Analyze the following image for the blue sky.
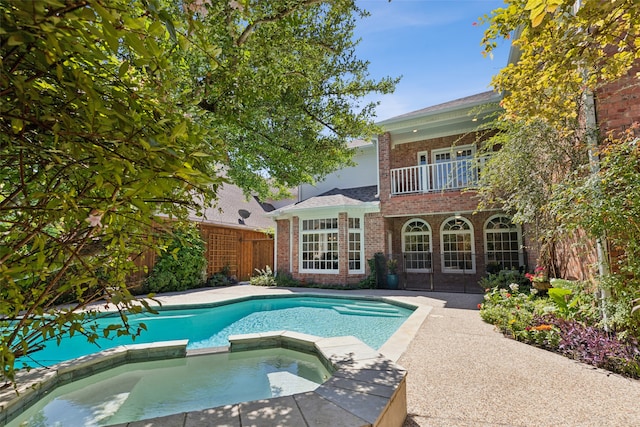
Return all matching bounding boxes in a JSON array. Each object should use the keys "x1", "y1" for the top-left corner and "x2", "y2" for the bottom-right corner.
[{"x1": 354, "y1": 0, "x2": 510, "y2": 121}]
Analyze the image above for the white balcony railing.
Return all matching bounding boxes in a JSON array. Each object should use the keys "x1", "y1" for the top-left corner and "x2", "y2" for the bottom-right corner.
[{"x1": 390, "y1": 157, "x2": 489, "y2": 195}]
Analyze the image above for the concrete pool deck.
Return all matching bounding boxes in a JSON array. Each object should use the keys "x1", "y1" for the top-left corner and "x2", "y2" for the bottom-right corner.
[{"x1": 4, "y1": 285, "x2": 640, "y2": 426}]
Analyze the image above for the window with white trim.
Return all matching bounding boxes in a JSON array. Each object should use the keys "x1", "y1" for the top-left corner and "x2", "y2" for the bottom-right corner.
[
  {"x1": 441, "y1": 217, "x2": 475, "y2": 273},
  {"x1": 301, "y1": 218, "x2": 339, "y2": 272},
  {"x1": 402, "y1": 219, "x2": 432, "y2": 272},
  {"x1": 484, "y1": 215, "x2": 523, "y2": 269},
  {"x1": 431, "y1": 145, "x2": 476, "y2": 190},
  {"x1": 348, "y1": 217, "x2": 364, "y2": 273}
]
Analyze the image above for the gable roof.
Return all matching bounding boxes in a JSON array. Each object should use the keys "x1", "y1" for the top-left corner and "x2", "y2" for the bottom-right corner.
[
  {"x1": 319, "y1": 186, "x2": 379, "y2": 202},
  {"x1": 268, "y1": 185, "x2": 379, "y2": 217},
  {"x1": 381, "y1": 91, "x2": 500, "y2": 122},
  {"x1": 189, "y1": 183, "x2": 275, "y2": 230},
  {"x1": 377, "y1": 90, "x2": 502, "y2": 145}
]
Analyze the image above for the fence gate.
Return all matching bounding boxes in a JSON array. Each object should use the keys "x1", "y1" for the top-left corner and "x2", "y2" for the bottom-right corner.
[{"x1": 251, "y1": 239, "x2": 275, "y2": 275}]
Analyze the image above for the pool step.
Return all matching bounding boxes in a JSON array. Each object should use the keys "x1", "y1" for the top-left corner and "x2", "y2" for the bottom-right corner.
[
  {"x1": 295, "y1": 298, "x2": 404, "y2": 317},
  {"x1": 351, "y1": 301, "x2": 403, "y2": 313},
  {"x1": 332, "y1": 306, "x2": 403, "y2": 318}
]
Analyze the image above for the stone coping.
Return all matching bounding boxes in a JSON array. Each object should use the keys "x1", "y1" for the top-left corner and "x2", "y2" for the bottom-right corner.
[
  {"x1": 1, "y1": 333, "x2": 407, "y2": 427},
  {"x1": 0, "y1": 340, "x2": 187, "y2": 426}
]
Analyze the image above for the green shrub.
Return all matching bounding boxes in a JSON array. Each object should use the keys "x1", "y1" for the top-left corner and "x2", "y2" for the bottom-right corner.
[
  {"x1": 479, "y1": 269, "x2": 531, "y2": 293},
  {"x1": 357, "y1": 256, "x2": 379, "y2": 289},
  {"x1": 206, "y1": 264, "x2": 236, "y2": 287},
  {"x1": 145, "y1": 225, "x2": 206, "y2": 293},
  {"x1": 250, "y1": 266, "x2": 276, "y2": 286},
  {"x1": 480, "y1": 286, "x2": 541, "y2": 337},
  {"x1": 601, "y1": 274, "x2": 640, "y2": 341},
  {"x1": 275, "y1": 270, "x2": 300, "y2": 287}
]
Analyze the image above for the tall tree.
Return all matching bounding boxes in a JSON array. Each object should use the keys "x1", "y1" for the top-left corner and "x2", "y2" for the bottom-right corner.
[
  {"x1": 478, "y1": 0, "x2": 639, "y2": 333},
  {"x1": 475, "y1": 118, "x2": 589, "y2": 274},
  {"x1": 481, "y1": 0, "x2": 639, "y2": 125},
  {"x1": 0, "y1": 0, "x2": 396, "y2": 382}
]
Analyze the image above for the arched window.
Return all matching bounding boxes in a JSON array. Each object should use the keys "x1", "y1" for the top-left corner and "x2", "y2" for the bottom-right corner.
[
  {"x1": 440, "y1": 217, "x2": 475, "y2": 273},
  {"x1": 484, "y1": 215, "x2": 523, "y2": 270},
  {"x1": 402, "y1": 219, "x2": 432, "y2": 272}
]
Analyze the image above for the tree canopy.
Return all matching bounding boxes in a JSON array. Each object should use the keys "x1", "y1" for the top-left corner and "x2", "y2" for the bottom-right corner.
[
  {"x1": 477, "y1": 0, "x2": 640, "y2": 335},
  {"x1": 0, "y1": 0, "x2": 396, "y2": 382},
  {"x1": 481, "y1": 0, "x2": 639, "y2": 125}
]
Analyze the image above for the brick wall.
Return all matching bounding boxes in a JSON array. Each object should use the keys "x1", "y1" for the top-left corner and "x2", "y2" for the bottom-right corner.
[
  {"x1": 389, "y1": 133, "x2": 481, "y2": 170},
  {"x1": 378, "y1": 132, "x2": 392, "y2": 204},
  {"x1": 553, "y1": 229, "x2": 598, "y2": 281},
  {"x1": 364, "y1": 212, "x2": 385, "y2": 261},
  {"x1": 551, "y1": 60, "x2": 639, "y2": 281},
  {"x1": 382, "y1": 190, "x2": 483, "y2": 217},
  {"x1": 383, "y1": 210, "x2": 532, "y2": 292},
  {"x1": 275, "y1": 219, "x2": 290, "y2": 273},
  {"x1": 280, "y1": 214, "x2": 370, "y2": 286},
  {"x1": 595, "y1": 59, "x2": 640, "y2": 136},
  {"x1": 380, "y1": 130, "x2": 494, "y2": 215}
]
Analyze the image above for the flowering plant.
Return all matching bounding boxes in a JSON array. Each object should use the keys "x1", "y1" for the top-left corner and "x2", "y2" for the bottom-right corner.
[
  {"x1": 387, "y1": 258, "x2": 398, "y2": 274},
  {"x1": 525, "y1": 266, "x2": 548, "y2": 283}
]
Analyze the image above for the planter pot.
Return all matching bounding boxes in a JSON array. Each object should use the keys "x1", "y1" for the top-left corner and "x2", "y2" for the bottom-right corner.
[
  {"x1": 533, "y1": 281, "x2": 552, "y2": 291},
  {"x1": 387, "y1": 274, "x2": 399, "y2": 289}
]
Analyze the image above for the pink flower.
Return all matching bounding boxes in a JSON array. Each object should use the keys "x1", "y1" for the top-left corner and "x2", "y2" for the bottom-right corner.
[{"x1": 85, "y1": 210, "x2": 103, "y2": 227}]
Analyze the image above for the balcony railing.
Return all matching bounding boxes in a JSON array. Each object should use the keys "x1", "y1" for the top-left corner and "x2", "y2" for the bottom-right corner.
[{"x1": 390, "y1": 157, "x2": 489, "y2": 196}]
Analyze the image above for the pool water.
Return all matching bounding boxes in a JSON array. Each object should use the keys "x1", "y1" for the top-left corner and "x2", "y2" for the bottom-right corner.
[
  {"x1": 19, "y1": 296, "x2": 414, "y2": 368},
  {"x1": 8, "y1": 348, "x2": 331, "y2": 427}
]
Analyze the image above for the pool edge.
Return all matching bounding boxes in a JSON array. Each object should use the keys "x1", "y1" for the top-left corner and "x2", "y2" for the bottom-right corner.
[{"x1": 1, "y1": 334, "x2": 408, "y2": 427}]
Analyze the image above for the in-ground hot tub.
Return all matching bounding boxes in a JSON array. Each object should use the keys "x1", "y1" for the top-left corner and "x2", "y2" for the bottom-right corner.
[
  {"x1": 3, "y1": 332, "x2": 409, "y2": 427},
  {"x1": 7, "y1": 346, "x2": 331, "y2": 427}
]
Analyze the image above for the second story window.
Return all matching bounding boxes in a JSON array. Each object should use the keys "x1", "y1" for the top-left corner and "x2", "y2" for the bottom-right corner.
[{"x1": 432, "y1": 145, "x2": 476, "y2": 190}]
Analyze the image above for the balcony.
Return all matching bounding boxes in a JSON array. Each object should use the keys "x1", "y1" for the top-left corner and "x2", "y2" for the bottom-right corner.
[{"x1": 389, "y1": 157, "x2": 489, "y2": 196}]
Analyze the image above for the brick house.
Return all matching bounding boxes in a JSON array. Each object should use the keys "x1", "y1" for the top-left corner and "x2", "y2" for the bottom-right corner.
[{"x1": 269, "y1": 92, "x2": 535, "y2": 292}]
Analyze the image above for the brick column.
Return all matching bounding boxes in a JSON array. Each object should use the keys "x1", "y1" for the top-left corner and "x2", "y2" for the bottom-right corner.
[{"x1": 378, "y1": 132, "x2": 392, "y2": 206}]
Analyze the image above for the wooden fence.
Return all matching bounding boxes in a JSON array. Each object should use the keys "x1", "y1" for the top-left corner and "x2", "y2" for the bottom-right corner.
[
  {"x1": 199, "y1": 224, "x2": 274, "y2": 281},
  {"x1": 128, "y1": 224, "x2": 274, "y2": 289}
]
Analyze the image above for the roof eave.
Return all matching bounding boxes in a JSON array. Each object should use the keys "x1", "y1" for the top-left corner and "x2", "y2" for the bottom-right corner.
[{"x1": 268, "y1": 201, "x2": 380, "y2": 219}]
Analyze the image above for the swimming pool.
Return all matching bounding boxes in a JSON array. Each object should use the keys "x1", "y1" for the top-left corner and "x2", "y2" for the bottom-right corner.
[
  {"x1": 19, "y1": 295, "x2": 415, "y2": 368},
  {"x1": 8, "y1": 347, "x2": 332, "y2": 427}
]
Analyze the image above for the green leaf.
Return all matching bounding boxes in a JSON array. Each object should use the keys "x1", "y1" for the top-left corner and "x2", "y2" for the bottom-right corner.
[
  {"x1": 11, "y1": 118, "x2": 24, "y2": 133},
  {"x1": 118, "y1": 61, "x2": 129, "y2": 78},
  {"x1": 7, "y1": 34, "x2": 24, "y2": 46}
]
